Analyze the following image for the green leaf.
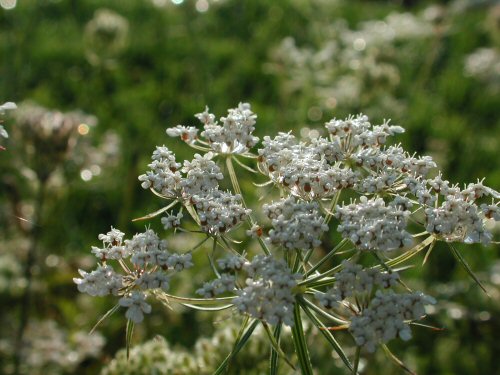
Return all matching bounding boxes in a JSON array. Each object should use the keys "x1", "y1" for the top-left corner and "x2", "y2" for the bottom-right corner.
[
  {"x1": 132, "y1": 199, "x2": 178, "y2": 222},
  {"x1": 156, "y1": 291, "x2": 234, "y2": 306},
  {"x1": 90, "y1": 303, "x2": 120, "y2": 334},
  {"x1": 385, "y1": 236, "x2": 435, "y2": 268},
  {"x1": 448, "y1": 243, "x2": 488, "y2": 295},
  {"x1": 213, "y1": 318, "x2": 259, "y2": 375},
  {"x1": 291, "y1": 303, "x2": 314, "y2": 375},
  {"x1": 180, "y1": 303, "x2": 234, "y2": 311},
  {"x1": 382, "y1": 344, "x2": 416, "y2": 375},
  {"x1": 233, "y1": 155, "x2": 258, "y2": 173},
  {"x1": 298, "y1": 297, "x2": 353, "y2": 371}
]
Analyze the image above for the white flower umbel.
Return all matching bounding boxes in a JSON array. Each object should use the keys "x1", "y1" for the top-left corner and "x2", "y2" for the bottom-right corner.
[
  {"x1": 135, "y1": 271, "x2": 170, "y2": 291},
  {"x1": 77, "y1": 103, "x2": 500, "y2": 371},
  {"x1": 196, "y1": 274, "x2": 236, "y2": 298},
  {"x1": 217, "y1": 254, "x2": 247, "y2": 272},
  {"x1": 161, "y1": 212, "x2": 183, "y2": 230},
  {"x1": 0, "y1": 125, "x2": 7, "y2": 139},
  {"x1": 119, "y1": 291, "x2": 152, "y2": 323},
  {"x1": 233, "y1": 255, "x2": 300, "y2": 326},
  {"x1": 73, "y1": 265, "x2": 123, "y2": 297},
  {"x1": 200, "y1": 103, "x2": 259, "y2": 155},
  {"x1": 192, "y1": 189, "x2": 251, "y2": 235},
  {"x1": 167, "y1": 103, "x2": 259, "y2": 156},
  {"x1": 336, "y1": 196, "x2": 413, "y2": 251},
  {"x1": 258, "y1": 133, "x2": 355, "y2": 199},
  {"x1": 138, "y1": 146, "x2": 183, "y2": 198},
  {"x1": 91, "y1": 227, "x2": 127, "y2": 261},
  {"x1": 181, "y1": 153, "x2": 224, "y2": 196},
  {"x1": 315, "y1": 260, "x2": 399, "y2": 306},
  {"x1": 264, "y1": 197, "x2": 328, "y2": 251},
  {"x1": 164, "y1": 253, "x2": 193, "y2": 271},
  {"x1": 75, "y1": 227, "x2": 192, "y2": 322},
  {"x1": 349, "y1": 290, "x2": 435, "y2": 353}
]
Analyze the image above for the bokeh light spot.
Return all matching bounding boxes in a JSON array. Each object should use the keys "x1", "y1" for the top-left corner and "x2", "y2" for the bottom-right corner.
[
  {"x1": 195, "y1": 0, "x2": 209, "y2": 12},
  {"x1": 45, "y1": 254, "x2": 60, "y2": 267},
  {"x1": 78, "y1": 124, "x2": 90, "y2": 135},
  {"x1": 0, "y1": 0, "x2": 16, "y2": 10},
  {"x1": 80, "y1": 169, "x2": 93, "y2": 181},
  {"x1": 353, "y1": 38, "x2": 366, "y2": 51},
  {"x1": 307, "y1": 106, "x2": 323, "y2": 121}
]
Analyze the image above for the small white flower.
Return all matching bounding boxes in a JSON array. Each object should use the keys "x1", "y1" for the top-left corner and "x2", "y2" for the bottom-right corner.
[
  {"x1": 233, "y1": 255, "x2": 300, "y2": 326},
  {"x1": 349, "y1": 290, "x2": 435, "y2": 352},
  {"x1": 196, "y1": 274, "x2": 236, "y2": 298},
  {"x1": 0, "y1": 101, "x2": 16, "y2": 114},
  {"x1": 161, "y1": 212, "x2": 183, "y2": 230},
  {"x1": 0, "y1": 125, "x2": 8, "y2": 139},
  {"x1": 119, "y1": 292, "x2": 152, "y2": 323},
  {"x1": 264, "y1": 197, "x2": 328, "y2": 251},
  {"x1": 217, "y1": 254, "x2": 247, "y2": 271},
  {"x1": 73, "y1": 265, "x2": 123, "y2": 296},
  {"x1": 336, "y1": 197, "x2": 412, "y2": 251},
  {"x1": 166, "y1": 126, "x2": 199, "y2": 143}
]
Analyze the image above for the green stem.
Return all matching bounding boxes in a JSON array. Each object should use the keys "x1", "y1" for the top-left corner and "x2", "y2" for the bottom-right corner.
[
  {"x1": 304, "y1": 238, "x2": 348, "y2": 277},
  {"x1": 14, "y1": 179, "x2": 46, "y2": 375},
  {"x1": 353, "y1": 346, "x2": 361, "y2": 375},
  {"x1": 291, "y1": 303, "x2": 314, "y2": 375}
]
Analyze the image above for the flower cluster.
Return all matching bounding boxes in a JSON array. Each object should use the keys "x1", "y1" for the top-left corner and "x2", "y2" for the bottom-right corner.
[
  {"x1": 335, "y1": 196, "x2": 413, "y2": 251},
  {"x1": 12, "y1": 101, "x2": 97, "y2": 180},
  {"x1": 196, "y1": 274, "x2": 236, "y2": 298},
  {"x1": 233, "y1": 255, "x2": 300, "y2": 326},
  {"x1": 217, "y1": 254, "x2": 247, "y2": 271},
  {"x1": 76, "y1": 103, "x2": 499, "y2": 372},
  {"x1": 266, "y1": 8, "x2": 435, "y2": 118},
  {"x1": 74, "y1": 265, "x2": 123, "y2": 297},
  {"x1": 464, "y1": 48, "x2": 500, "y2": 92},
  {"x1": 84, "y1": 8, "x2": 129, "y2": 66},
  {"x1": 20, "y1": 320, "x2": 104, "y2": 374},
  {"x1": 167, "y1": 102, "x2": 259, "y2": 155},
  {"x1": 139, "y1": 150, "x2": 224, "y2": 198},
  {"x1": 74, "y1": 228, "x2": 193, "y2": 323},
  {"x1": 350, "y1": 291, "x2": 435, "y2": 352},
  {"x1": 139, "y1": 147, "x2": 250, "y2": 236},
  {"x1": 315, "y1": 260, "x2": 399, "y2": 308},
  {"x1": 263, "y1": 197, "x2": 328, "y2": 251},
  {"x1": 258, "y1": 132, "x2": 355, "y2": 199},
  {"x1": 423, "y1": 180, "x2": 499, "y2": 244},
  {"x1": 192, "y1": 190, "x2": 251, "y2": 235},
  {"x1": 138, "y1": 146, "x2": 182, "y2": 198}
]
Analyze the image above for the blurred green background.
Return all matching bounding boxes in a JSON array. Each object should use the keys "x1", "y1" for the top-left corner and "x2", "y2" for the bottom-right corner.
[{"x1": 1, "y1": 0, "x2": 499, "y2": 374}]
